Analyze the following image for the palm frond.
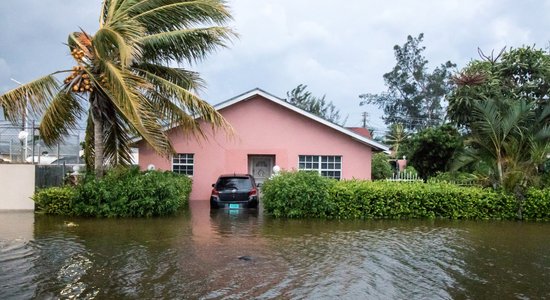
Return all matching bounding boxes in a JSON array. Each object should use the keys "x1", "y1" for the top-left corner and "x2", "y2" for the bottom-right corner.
[
  {"x1": 39, "y1": 91, "x2": 85, "y2": 146},
  {"x1": 93, "y1": 27, "x2": 137, "y2": 66},
  {"x1": 100, "y1": 60, "x2": 173, "y2": 156},
  {"x1": 133, "y1": 62, "x2": 204, "y2": 91},
  {"x1": 100, "y1": 100, "x2": 134, "y2": 166},
  {"x1": 129, "y1": 0, "x2": 233, "y2": 33},
  {"x1": 0, "y1": 74, "x2": 60, "y2": 123},
  {"x1": 139, "y1": 68, "x2": 230, "y2": 130},
  {"x1": 140, "y1": 27, "x2": 235, "y2": 64}
]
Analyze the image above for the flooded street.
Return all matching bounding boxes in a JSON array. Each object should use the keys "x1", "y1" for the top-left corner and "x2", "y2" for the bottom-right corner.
[{"x1": 1, "y1": 201, "x2": 549, "y2": 299}]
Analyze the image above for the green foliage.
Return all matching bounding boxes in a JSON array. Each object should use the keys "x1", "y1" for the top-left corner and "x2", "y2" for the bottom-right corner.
[
  {"x1": 0, "y1": 1, "x2": 235, "y2": 176},
  {"x1": 448, "y1": 46, "x2": 550, "y2": 127},
  {"x1": 384, "y1": 123, "x2": 409, "y2": 157},
  {"x1": 428, "y1": 171, "x2": 484, "y2": 186},
  {"x1": 33, "y1": 167, "x2": 192, "y2": 217},
  {"x1": 33, "y1": 186, "x2": 77, "y2": 215},
  {"x1": 360, "y1": 33, "x2": 456, "y2": 131},
  {"x1": 261, "y1": 171, "x2": 335, "y2": 218},
  {"x1": 286, "y1": 84, "x2": 347, "y2": 125},
  {"x1": 371, "y1": 152, "x2": 393, "y2": 180},
  {"x1": 404, "y1": 166, "x2": 418, "y2": 175},
  {"x1": 328, "y1": 181, "x2": 517, "y2": 220},
  {"x1": 262, "y1": 171, "x2": 550, "y2": 220},
  {"x1": 523, "y1": 188, "x2": 550, "y2": 221},
  {"x1": 407, "y1": 124, "x2": 462, "y2": 181}
]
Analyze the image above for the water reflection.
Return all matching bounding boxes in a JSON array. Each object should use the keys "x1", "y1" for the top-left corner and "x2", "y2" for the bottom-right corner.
[{"x1": 0, "y1": 205, "x2": 549, "y2": 299}]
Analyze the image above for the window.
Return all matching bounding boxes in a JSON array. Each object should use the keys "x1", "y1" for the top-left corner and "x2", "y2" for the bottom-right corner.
[
  {"x1": 172, "y1": 153, "x2": 194, "y2": 176},
  {"x1": 298, "y1": 155, "x2": 342, "y2": 179}
]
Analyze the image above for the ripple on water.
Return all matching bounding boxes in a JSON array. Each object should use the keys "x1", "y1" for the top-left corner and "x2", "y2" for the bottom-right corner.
[
  {"x1": 262, "y1": 226, "x2": 472, "y2": 299},
  {"x1": 0, "y1": 239, "x2": 38, "y2": 299}
]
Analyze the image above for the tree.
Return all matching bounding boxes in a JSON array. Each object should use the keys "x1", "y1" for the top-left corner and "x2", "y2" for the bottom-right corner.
[
  {"x1": 407, "y1": 124, "x2": 462, "y2": 181},
  {"x1": 384, "y1": 123, "x2": 408, "y2": 158},
  {"x1": 0, "y1": 0, "x2": 235, "y2": 177},
  {"x1": 452, "y1": 100, "x2": 550, "y2": 192},
  {"x1": 286, "y1": 84, "x2": 347, "y2": 125},
  {"x1": 448, "y1": 46, "x2": 550, "y2": 127},
  {"x1": 448, "y1": 46, "x2": 550, "y2": 191},
  {"x1": 371, "y1": 152, "x2": 393, "y2": 180},
  {"x1": 359, "y1": 33, "x2": 455, "y2": 131}
]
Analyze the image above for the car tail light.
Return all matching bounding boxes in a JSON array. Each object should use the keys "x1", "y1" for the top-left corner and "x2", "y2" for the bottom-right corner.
[
  {"x1": 211, "y1": 189, "x2": 219, "y2": 196},
  {"x1": 248, "y1": 188, "x2": 257, "y2": 197}
]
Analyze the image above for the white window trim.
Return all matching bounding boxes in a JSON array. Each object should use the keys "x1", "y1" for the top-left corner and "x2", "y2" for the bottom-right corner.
[
  {"x1": 172, "y1": 153, "x2": 194, "y2": 177},
  {"x1": 298, "y1": 155, "x2": 342, "y2": 179}
]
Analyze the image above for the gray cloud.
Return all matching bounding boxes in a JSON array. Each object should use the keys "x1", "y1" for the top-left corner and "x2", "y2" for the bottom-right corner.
[{"x1": 1, "y1": 0, "x2": 549, "y2": 132}]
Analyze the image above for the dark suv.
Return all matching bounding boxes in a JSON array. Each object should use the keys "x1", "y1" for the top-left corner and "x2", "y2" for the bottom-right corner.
[{"x1": 210, "y1": 174, "x2": 259, "y2": 209}]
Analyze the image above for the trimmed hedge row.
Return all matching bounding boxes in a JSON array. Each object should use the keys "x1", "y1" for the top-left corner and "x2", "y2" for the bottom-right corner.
[
  {"x1": 262, "y1": 171, "x2": 550, "y2": 220},
  {"x1": 33, "y1": 167, "x2": 192, "y2": 217}
]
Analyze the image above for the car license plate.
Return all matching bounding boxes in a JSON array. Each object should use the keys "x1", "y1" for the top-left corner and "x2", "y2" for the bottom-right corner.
[{"x1": 228, "y1": 203, "x2": 240, "y2": 209}]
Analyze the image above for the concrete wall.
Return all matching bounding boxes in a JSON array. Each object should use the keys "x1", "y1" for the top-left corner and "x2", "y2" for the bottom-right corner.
[{"x1": 0, "y1": 164, "x2": 35, "y2": 210}]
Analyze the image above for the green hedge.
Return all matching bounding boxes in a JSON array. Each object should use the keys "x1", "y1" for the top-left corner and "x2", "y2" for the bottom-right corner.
[
  {"x1": 34, "y1": 186, "x2": 77, "y2": 215},
  {"x1": 33, "y1": 167, "x2": 192, "y2": 217},
  {"x1": 262, "y1": 171, "x2": 550, "y2": 220},
  {"x1": 262, "y1": 171, "x2": 335, "y2": 218}
]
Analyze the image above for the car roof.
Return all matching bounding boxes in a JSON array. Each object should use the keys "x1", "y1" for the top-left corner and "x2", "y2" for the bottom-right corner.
[{"x1": 218, "y1": 174, "x2": 253, "y2": 178}]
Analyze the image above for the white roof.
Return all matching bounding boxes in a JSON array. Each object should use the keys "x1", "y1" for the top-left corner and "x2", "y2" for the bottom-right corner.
[{"x1": 215, "y1": 88, "x2": 389, "y2": 152}]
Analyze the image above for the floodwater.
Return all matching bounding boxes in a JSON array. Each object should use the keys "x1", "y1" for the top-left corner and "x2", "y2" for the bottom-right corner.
[{"x1": 1, "y1": 202, "x2": 549, "y2": 299}]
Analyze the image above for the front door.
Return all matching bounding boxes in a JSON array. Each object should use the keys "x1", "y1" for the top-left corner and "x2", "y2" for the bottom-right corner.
[{"x1": 248, "y1": 155, "x2": 274, "y2": 185}]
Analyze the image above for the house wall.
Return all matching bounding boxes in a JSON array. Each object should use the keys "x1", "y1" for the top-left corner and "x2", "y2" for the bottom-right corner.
[
  {"x1": 0, "y1": 164, "x2": 35, "y2": 210},
  {"x1": 139, "y1": 95, "x2": 373, "y2": 200}
]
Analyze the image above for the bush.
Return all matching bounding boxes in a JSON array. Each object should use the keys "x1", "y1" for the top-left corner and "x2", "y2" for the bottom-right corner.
[
  {"x1": 33, "y1": 186, "x2": 77, "y2": 215},
  {"x1": 371, "y1": 153, "x2": 393, "y2": 180},
  {"x1": 262, "y1": 171, "x2": 335, "y2": 218},
  {"x1": 33, "y1": 167, "x2": 192, "y2": 217},
  {"x1": 262, "y1": 171, "x2": 535, "y2": 220},
  {"x1": 428, "y1": 171, "x2": 480, "y2": 185},
  {"x1": 522, "y1": 188, "x2": 550, "y2": 221}
]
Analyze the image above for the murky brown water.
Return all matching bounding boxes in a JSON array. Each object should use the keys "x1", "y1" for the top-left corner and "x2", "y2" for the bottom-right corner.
[{"x1": 1, "y1": 201, "x2": 549, "y2": 299}]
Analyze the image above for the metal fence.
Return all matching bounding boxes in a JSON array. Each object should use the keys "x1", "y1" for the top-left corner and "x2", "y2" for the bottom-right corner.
[
  {"x1": 386, "y1": 171, "x2": 423, "y2": 182},
  {"x1": 0, "y1": 122, "x2": 84, "y2": 164}
]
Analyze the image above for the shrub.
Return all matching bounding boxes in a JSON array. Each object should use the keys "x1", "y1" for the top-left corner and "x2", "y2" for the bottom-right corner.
[
  {"x1": 371, "y1": 153, "x2": 393, "y2": 180},
  {"x1": 33, "y1": 186, "x2": 77, "y2": 215},
  {"x1": 262, "y1": 171, "x2": 525, "y2": 220},
  {"x1": 522, "y1": 188, "x2": 550, "y2": 221},
  {"x1": 33, "y1": 167, "x2": 192, "y2": 217},
  {"x1": 262, "y1": 171, "x2": 335, "y2": 218}
]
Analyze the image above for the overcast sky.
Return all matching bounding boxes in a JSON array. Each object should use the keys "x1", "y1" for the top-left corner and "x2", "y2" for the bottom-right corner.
[{"x1": 1, "y1": 0, "x2": 549, "y2": 135}]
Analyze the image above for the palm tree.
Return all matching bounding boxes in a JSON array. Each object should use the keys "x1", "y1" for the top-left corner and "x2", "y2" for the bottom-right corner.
[
  {"x1": 453, "y1": 99, "x2": 550, "y2": 191},
  {"x1": 384, "y1": 123, "x2": 408, "y2": 158},
  {"x1": 0, "y1": 0, "x2": 236, "y2": 177}
]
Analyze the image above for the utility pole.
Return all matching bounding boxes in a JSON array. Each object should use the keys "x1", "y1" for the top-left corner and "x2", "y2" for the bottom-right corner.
[{"x1": 361, "y1": 112, "x2": 368, "y2": 128}]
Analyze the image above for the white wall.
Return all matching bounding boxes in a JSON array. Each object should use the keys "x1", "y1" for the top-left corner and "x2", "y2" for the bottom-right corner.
[{"x1": 0, "y1": 164, "x2": 35, "y2": 210}]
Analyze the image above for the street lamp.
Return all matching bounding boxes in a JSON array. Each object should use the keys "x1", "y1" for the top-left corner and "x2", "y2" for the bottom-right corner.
[{"x1": 10, "y1": 78, "x2": 28, "y2": 162}]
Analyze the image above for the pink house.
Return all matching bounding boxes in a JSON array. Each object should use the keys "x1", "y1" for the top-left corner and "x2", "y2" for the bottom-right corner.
[{"x1": 137, "y1": 89, "x2": 389, "y2": 201}]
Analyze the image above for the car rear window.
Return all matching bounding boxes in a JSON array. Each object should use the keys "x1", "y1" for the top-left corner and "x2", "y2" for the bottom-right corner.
[{"x1": 215, "y1": 177, "x2": 253, "y2": 190}]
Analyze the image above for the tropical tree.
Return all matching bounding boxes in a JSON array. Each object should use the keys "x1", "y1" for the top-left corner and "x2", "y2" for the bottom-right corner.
[
  {"x1": 448, "y1": 46, "x2": 550, "y2": 127},
  {"x1": 384, "y1": 123, "x2": 408, "y2": 158},
  {"x1": 407, "y1": 124, "x2": 462, "y2": 181},
  {"x1": 286, "y1": 84, "x2": 347, "y2": 125},
  {"x1": 359, "y1": 33, "x2": 455, "y2": 131},
  {"x1": 0, "y1": 0, "x2": 235, "y2": 177},
  {"x1": 371, "y1": 152, "x2": 393, "y2": 180},
  {"x1": 453, "y1": 100, "x2": 550, "y2": 191}
]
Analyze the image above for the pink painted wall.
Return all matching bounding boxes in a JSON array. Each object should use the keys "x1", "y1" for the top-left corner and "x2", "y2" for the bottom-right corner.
[{"x1": 138, "y1": 95, "x2": 373, "y2": 200}]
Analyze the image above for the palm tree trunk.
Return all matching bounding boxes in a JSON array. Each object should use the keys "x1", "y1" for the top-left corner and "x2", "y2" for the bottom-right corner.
[
  {"x1": 90, "y1": 94, "x2": 105, "y2": 178},
  {"x1": 497, "y1": 155, "x2": 504, "y2": 188}
]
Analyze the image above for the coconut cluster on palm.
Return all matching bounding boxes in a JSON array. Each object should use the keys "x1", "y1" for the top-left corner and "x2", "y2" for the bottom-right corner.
[{"x1": 0, "y1": 0, "x2": 236, "y2": 176}]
